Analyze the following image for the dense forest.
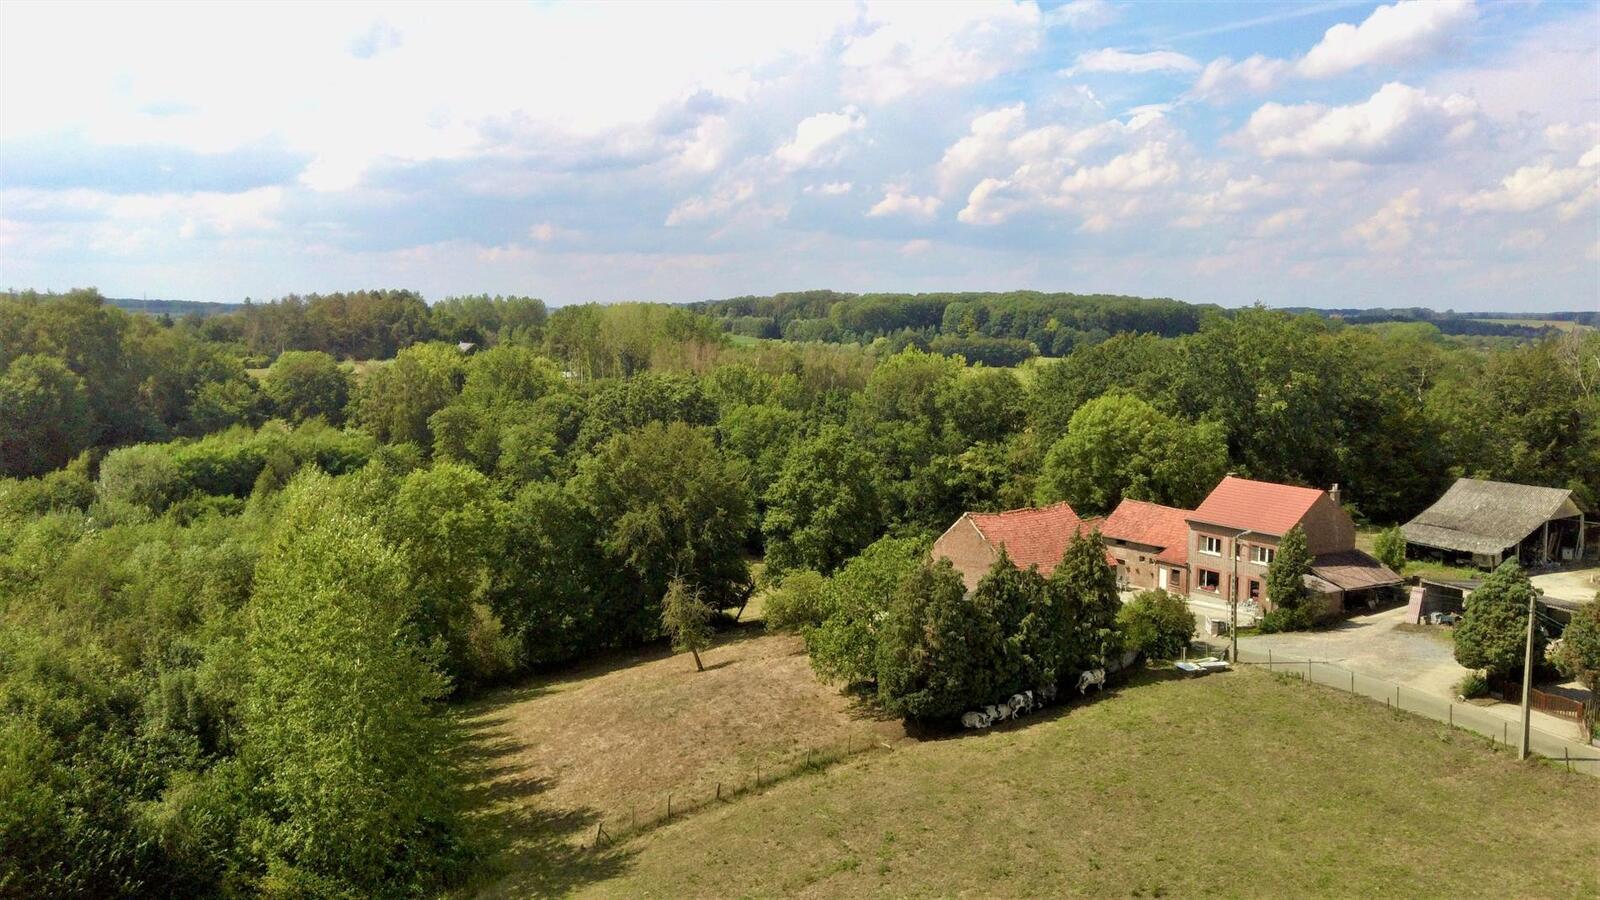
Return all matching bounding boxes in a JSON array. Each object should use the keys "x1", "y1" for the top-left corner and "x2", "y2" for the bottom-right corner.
[{"x1": 1, "y1": 287, "x2": 1596, "y2": 895}]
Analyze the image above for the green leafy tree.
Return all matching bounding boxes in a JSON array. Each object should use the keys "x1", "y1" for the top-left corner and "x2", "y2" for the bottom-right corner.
[
  {"x1": 1454, "y1": 560, "x2": 1545, "y2": 679},
  {"x1": 261, "y1": 350, "x2": 351, "y2": 424},
  {"x1": 1551, "y1": 595, "x2": 1600, "y2": 736},
  {"x1": 353, "y1": 343, "x2": 464, "y2": 446},
  {"x1": 0, "y1": 355, "x2": 94, "y2": 478},
  {"x1": 1373, "y1": 525, "x2": 1407, "y2": 573},
  {"x1": 1035, "y1": 393, "x2": 1226, "y2": 515},
  {"x1": 763, "y1": 426, "x2": 883, "y2": 576},
  {"x1": 574, "y1": 421, "x2": 754, "y2": 611},
  {"x1": 1266, "y1": 525, "x2": 1313, "y2": 621},
  {"x1": 875, "y1": 558, "x2": 1000, "y2": 720},
  {"x1": 239, "y1": 472, "x2": 470, "y2": 894},
  {"x1": 96, "y1": 444, "x2": 186, "y2": 516},
  {"x1": 761, "y1": 569, "x2": 829, "y2": 633},
  {"x1": 1048, "y1": 529, "x2": 1125, "y2": 672},
  {"x1": 806, "y1": 534, "x2": 929, "y2": 685},
  {"x1": 1118, "y1": 590, "x2": 1195, "y2": 660},
  {"x1": 661, "y1": 577, "x2": 713, "y2": 672}
]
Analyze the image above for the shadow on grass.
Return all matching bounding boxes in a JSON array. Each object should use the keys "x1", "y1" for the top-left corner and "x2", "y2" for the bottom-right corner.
[{"x1": 902, "y1": 666, "x2": 1192, "y2": 742}]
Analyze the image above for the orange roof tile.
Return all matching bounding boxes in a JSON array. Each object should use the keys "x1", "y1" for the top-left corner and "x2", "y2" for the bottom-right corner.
[
  {"x1": 1189, "y1": 475, "x2": 1324, "y2": 537},
  {"x1": 968, "y1": 501, "x2": 1105, "y2": 575},
  {"x1": 1102, "y1": 499, "x2": 1192, "y2": 566}
]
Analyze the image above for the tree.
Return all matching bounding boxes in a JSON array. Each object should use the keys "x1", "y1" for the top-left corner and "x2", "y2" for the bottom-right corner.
[
  {"x1": 574, "y1": 421, "x2": 754, "y2": 611},
  {"x1": 661, "y1": 577, "x2": 713, "y2": 671},
  {"x1": 0, "y1": 355, "x2": 94, "y2": 478},
  {"x1": 763, "y1": 426, "x2": 883, "y2": 576},
  {"x1": 1265, "y1": 524, "x2": 1313, "y2": 624},
  {"x1": 761, "y1": 569, "x2": 829, "y2": 633},
  {"x1": 1373, "y1": 525, "x2": 1407, "y2": 573},
  {"x1": 96, "y1": 444, "x2": 186, "y2": 516},
  {"x1": 1118, "y1": 590, "x2": 1195, "y2": 660},
  {"x1": 239, "y1": 472, "x2": 470, "y2": 894},
  {"x1": 1047, "y1": 529, "x2": 1124, "y2": 672},
  {"x1": 1551, "y1": 595, "x2": 1599, "y2": 736},
  {"x1": 874, "y1": 558, "x2": 1000, "y2": 720},
  {"x1": 353, "y1": 343, "x2": 463, "y2": 446},
  {"x1": 1036, "y1": 393, "x2": 1226, "y2": 516},
  {"x1": 805, "y1": 534, "x2": 929, "y2": 685},
  {"x1": 261, "y1": 350, "x2": 351, "y2": 424},
  {"x1": 1454, "y1": 560, "x2": 1545, "y2": 680}
]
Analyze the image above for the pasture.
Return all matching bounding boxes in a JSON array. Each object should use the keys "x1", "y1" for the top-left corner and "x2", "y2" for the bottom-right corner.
[{"x1": 462, "y1": 634, "x2": 1600, "y2": 898}]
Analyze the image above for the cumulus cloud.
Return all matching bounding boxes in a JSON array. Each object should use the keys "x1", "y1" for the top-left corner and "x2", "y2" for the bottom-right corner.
[
  {"x1": 1460, "y1": 147, "x2": 1600, "y2": 217},
  {"x1": 1240, "y1": 83, "x2": 1478, "y2": 162},
  {"x1": 839, "y1": 1, "x2": 1043, "y2": 104},
  {"x1": 774, "y1": 107, "x2": 866, "y2": 168},
  {"x1": 1299, "y1": 0, "x2": 1477, "y2": 79},
  {"x1": 1347, "y1": 188, "x2": 1424, "y2": 249},
  {"x1": 869, "y1": 186, "x2": 942, "y2": 218},
  {"x1": 1045, "y1": 0, "x2": 1119, "y2": 32},
  {"x1": 805, "y1": 181, "x2": 854, "y2": 195},
  {"x1": 1191, "y1": 54, "x2": 1291, "y2": 99},
  {"x1": 1073, "y1": 49, "x2": 1200, "y2": 75}
]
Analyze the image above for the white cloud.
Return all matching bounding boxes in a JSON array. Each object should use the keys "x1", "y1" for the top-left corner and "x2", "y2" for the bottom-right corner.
[
  {"x1": 869, "y1": 186, "x2": 942, "y2": 219},
  {"x1": 1460, "y1": 148, "x2": 1600, "y2": 216},
  {"x1": 1299, "y1": 0, "x2": 1477, "y2": 79},
  {"x1": 1254, "y1": 207, "x2": 1307, "y2": 238},
  {"x1": 1045, "y1": 0, "x2": 1119, "y2": 32},
  {"x1": 1241, "y1": 82, "x2": 1478, "y2": 162},
  {"x1": 805, "y1": 181, "x2": 855, "y2": 195},
  {"x1": 1059, "y1": 143, "x2": 1180, "y2": 194},
  {"x1": 1073, "y1": 49, "x2": 1199, "y2": 75},
  {"x1": 839, "y1": 1, "x2": 1043, "y2": 104},
  {"x1": 900, "y1": 238, "x2": 933, "y2": 255},
  {"x1": 1347, "y1": 188, "x2": 1424, "y2": 249},
  {"x1": 1191, "y1": 55, "x2": 1291, "y2": 100},
  {"x1": 774, "y1": 107, "x2": 866, "y2": 168}
]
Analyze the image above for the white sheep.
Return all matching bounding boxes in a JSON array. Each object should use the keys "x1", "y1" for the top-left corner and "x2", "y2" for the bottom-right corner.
[
  {"x1": 960, "y1": 710, "x2": 991, "y2": 729},
  {"x1": 1077, "y1": 668, "x2": 1106, "y2": 694},
  {"x1": 988, "y1": 703, "x2": 1010, "y2": 722}
]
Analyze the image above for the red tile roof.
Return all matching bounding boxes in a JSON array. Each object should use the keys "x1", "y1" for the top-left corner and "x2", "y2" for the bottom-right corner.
[
  {"x1": 1189, "y1": 475, "x2": 1325, "y2": 537},
  {"x1": 968, "y1": 501, "x2": 1109, "y2": 574},
  {"x1": 1102, "y1": 499, "x2": 1192, "y2": 566}
]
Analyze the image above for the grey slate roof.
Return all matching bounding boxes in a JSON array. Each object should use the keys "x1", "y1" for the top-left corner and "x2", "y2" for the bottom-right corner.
[{"x1": 1401, "y1": 478, "x2": 1581, "y2": 556}]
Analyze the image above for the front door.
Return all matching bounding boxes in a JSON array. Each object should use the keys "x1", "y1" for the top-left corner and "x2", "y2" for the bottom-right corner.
[{"x1": 1158, "y1": 567, "x2": 1169, "y2": 590}]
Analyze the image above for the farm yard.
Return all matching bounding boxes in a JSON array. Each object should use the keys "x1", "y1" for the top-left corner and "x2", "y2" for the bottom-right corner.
[{"x1": 462, "y1": 632, "x2": 1600, "y2": 898}]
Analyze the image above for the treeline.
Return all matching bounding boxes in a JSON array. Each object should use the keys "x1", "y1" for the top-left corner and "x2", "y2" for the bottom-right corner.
[
  {"x1": 2, "y1": 289, "x2": 1597, "y2": 894},
  {"x1": 691, "y1": 289, "x2": 1212, "y2": 360}
]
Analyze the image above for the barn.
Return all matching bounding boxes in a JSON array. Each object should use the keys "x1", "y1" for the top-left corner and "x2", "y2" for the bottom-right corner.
[{"x1": 1401, "y1": 478, "x2": 1588, "y2": 570}]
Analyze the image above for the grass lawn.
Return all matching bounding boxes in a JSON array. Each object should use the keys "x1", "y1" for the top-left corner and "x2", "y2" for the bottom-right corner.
[
  {"x1": 545, "y1": 666, "x2": 1599, "y2": 899},
  {"x1": 1355, "y1": 529, "x2": 1484, "y2": 583}
]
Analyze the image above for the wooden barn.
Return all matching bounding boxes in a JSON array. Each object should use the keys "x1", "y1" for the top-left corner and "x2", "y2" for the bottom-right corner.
[{"x1": 1401, "y1": 478, "x2": 1587, "y2": 570}]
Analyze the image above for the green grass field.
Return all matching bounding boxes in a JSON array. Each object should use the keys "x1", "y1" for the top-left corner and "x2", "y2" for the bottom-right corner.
[
  {"x1": 1480, "y1": 317, "x2": 1592, "y2": 333},
  {"x1": 465, "y1": 642, "x2": 1599, "y2": 898}
]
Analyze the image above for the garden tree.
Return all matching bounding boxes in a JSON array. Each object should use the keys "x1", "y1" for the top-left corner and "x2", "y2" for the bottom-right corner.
[
  {"x1": 0, "y1": 354, "x2": 94, "y2": 477},
  {"x1": 1035, "y1": 393, "x2": 1227, "y2": 515},
  {"x1": 1118, "y1": 590, "x2": 1196, "y2": 660},
  {"x1": 1454, "y1": 560, "x2": 1546, "y2": 679},
  {"x1": 369, "y1": 462, "x2": 512, "y2": 689},
  {"x1": 96, "y1": 443, "x2": 187, "y2": 516},
  {"x1": 806, "y1": 534, "x2": 930, "y2": 684},
  {"x1": 661, "y1": 577, "x2": 714, "y2": 672},
  {"x1": 1265, "y1": 524, "x2": 1314, "y2": 627},
  {"x1": 1029, "y1": 332, "x2": 1181, "y2": 447},
  {"x1": 762, "y1": 426, "x2": 883, "y2": 576},
  {"x1": 1373, "y1": 525, "x2": 1407, "y2": 573},
  {"x1": 238, "y1": 472, "x2": 471, "y2": 894},
  {"x1": 260, "y1": 350, "x2": 351, "y2": 423},
  {"x1": 352, "y1": 342, "x2": 464, "y2": 446},
  {"x1": 968, "y1": 549, "x2": 1056, "y2": 693},
  {"x1": 761, "y1": 569, "x2": 829, "y2": 632},
  {"x1": 574, "y1": 421, "x2": 755, "y2": 612},
  {"x1": 1550, "y1": 596, "x2": 1600, "y2": 736},
  {"x1": 1048, "y1": 529, "x2": 1125, "y2": 671},
  {"x1": 874, "y1": 557, "x2": 1001, "y2": 720},
  {"x1": 936, "y1": 366, "x2": 1027, "y2": 446}
]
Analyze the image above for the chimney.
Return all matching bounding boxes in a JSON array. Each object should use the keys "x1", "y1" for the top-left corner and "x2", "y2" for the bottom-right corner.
[{"x1": 1329, "y1": 483, "x2": 1342, "y2": 506}]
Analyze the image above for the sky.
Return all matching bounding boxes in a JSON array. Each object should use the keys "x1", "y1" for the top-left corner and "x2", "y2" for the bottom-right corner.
[{"x1": 1, "y1": 1, "x2": 1597, "y2": 311}]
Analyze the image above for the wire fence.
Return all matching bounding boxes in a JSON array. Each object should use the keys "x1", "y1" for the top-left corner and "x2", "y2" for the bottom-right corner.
[
  {"x1": 587, "y1": 733, "x2": 892, "y2": 849},
  {"x1": 1191, "y1": 640, "x2": 1600, "y2": 778}
]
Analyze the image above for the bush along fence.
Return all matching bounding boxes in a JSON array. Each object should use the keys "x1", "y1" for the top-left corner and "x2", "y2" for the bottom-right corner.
[
  {"x1": 588, "y1": 733, "x2": 892, "y2": 850},
  {"x1": 1191, "y1": 640, "x2": 1600, "y2": 778}
]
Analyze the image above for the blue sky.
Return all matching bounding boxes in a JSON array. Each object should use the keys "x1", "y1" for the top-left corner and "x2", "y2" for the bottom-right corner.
[{"x1": 1, "y1": 0, "x2": 1596, "y2": 310}]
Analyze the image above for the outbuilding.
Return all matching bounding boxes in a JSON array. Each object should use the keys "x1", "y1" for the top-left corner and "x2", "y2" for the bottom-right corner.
[{"x1": 1401, "y1": 478, "x2": 1587, "y2": 570}]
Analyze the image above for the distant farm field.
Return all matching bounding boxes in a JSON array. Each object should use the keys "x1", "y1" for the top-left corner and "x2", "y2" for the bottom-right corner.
[
  {"x1": 462, "y1": 633, "x2": 1600, "y2": 898},
  {"x1": 1480, "y1": 317, "x2": 1593, "y2": 332}
]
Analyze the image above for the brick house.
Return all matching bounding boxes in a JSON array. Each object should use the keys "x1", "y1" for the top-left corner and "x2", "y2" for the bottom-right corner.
[
  {"x1": 1184, "y1": 476, "x2": 1400, "y2": 626},
  {"x1": 1101, "y1": 499, "x2": 1190, "y2": 594},
  {"x1": 932, "y1": 501, "x2": 1107, "y2": 591}
]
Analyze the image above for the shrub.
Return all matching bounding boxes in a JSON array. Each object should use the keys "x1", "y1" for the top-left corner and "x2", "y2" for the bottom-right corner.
[
  {"x1": 97, "y1": 444, "x2": 186, "y2": 515},
  {"x1": 1118, "y1": 590, "x2": 1195, "y2": 660},
  {"x1": 762, "y1": 569, "x2": 829, "y2": 632},
  {"x1": 1373, "y1": 525, "x2": 1407, "y2": 573},
  {"x1": 1260, "y1": 606, "x2": 1311, "y2": 634},
  {"x1": 1456, "y1": 671, "x2": 1488, "y2": 699}
]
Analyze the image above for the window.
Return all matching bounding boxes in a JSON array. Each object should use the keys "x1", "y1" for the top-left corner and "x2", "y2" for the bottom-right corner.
[
  {"x1": 1200, "y1": 536, "x2": 1223, "y2": 556},
  {"x1": 1198, "y1": 569, "x2": 1221, "y2": 592},
  {"x1": 1249, "y1": 579, "x2": 1261, "y2": 601},
  {"x1": 1252, "y1": 546, "x2": 1276, "y2": 565}
]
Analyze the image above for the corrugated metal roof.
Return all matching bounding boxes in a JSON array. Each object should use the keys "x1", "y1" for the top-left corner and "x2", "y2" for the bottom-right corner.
[
  {"x1": 1189, "y1": 475, "x2": 1324, "y2": 536},
  {"x1": 1401, "y1": 478, "x2": 1579, "y2": 555}
]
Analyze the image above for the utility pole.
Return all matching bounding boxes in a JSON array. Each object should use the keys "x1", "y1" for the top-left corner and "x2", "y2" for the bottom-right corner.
[
  {"x1": 1229, "y1": 528, "x2": 1247, "y2": 663},
  {"x1": 1519, "y1": 586, "x2": 1538, "y2": 760}
]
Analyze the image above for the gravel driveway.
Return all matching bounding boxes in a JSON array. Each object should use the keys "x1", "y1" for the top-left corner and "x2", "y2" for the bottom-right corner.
[{"x1": 1239, "y1": 605, "x2": 1466, "y2": 698}]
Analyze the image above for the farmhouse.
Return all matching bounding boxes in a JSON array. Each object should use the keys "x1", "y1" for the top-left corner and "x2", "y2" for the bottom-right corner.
[
  {"x1": 1401, "y1": 478, "x2": 1588, "y2": 570},
  {"x1": 932, "y1": 501, "x2": 1105, "y2": 591},
  {"x1": 1185, "y1": 476, "x2": 1400, "y2": 626},
  {"x1": 1101, "y1": 499, "x2": 1190, "y2": 594}
]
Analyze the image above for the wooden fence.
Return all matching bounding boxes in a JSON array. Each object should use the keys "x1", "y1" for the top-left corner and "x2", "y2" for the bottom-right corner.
[{"x1": 1530, "y1": 687, "x2": 1589, "y2": 723}]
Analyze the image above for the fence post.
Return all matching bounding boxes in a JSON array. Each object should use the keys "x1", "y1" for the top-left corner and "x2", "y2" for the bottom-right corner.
[
  {"x1": 667, "y1": 793, "x2": 672, "y2": 820},
  {"x1": 1268, "y1": 649, "x2": 1272, "y2": 670},
  {"x1": 1307, "y1": 659, "x2": 1312, "y2": 682},
  {"x1": 1396, "y1": 685, "x2": 1401, "y2": 710},
  {"x1": 1449, "y1": 704, "x2": 1453, "y2": 727},
  {"x1": 1350, "y1": 671, "x2": 1355, "y2": 693},
  {"x1": 1503, "y1": 722, "x2": 1508, "y2": 746},
  {"x1": 716, "y1": 781, "x2": 721, "y2": 802},
  {"x1": 1564, "y1": 747, "x2": 1571, "y2": 773}
]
